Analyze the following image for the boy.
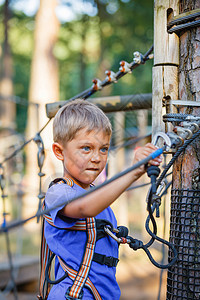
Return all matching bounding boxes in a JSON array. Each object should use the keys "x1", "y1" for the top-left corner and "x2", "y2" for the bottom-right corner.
[{"x1": 43, "y1": 99, "x2": 162, "y2": 300}]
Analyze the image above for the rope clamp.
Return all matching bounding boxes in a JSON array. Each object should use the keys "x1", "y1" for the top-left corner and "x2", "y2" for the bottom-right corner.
[
  {"x1": 92, "y1": 78, "x2": 102, "y2": 90},
  {"x1": 133, "y1": 51, "x2": 144, "y2": 64},
  {"x1": 119, "y1": 61, "x2": 132, "y2": 73},
  {"x1": 105, "y1": 70, "x2": 117, "y2": 83}
]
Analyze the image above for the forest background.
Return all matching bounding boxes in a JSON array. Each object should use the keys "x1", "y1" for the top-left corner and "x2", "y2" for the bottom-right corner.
[
  {"x1": 0, "y1": 1, "x2": 167, "y2": 299},
  {"x1": 0, "y1": 0, "x2": 153, "y2": 133}
]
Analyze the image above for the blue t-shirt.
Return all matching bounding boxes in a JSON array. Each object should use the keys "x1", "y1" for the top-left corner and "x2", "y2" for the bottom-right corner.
[{"x1": 44, "y1": 181, "x2": 121, "y2": 300}]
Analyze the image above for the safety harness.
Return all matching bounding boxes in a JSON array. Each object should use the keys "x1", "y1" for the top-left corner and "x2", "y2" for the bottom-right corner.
[{"x1": 37, "y1": 178, "x2": 120, "y2": 300}]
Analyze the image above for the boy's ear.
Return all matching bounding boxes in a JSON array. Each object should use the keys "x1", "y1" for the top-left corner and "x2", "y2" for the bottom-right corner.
[{"x1": 52, "y1": 143, "x2": 64, "y2": 161}]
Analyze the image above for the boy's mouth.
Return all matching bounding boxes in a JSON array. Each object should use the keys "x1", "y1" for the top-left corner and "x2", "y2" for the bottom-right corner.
[{"x1": 86, "y1": 168, "x2": 99, "y2": 171}]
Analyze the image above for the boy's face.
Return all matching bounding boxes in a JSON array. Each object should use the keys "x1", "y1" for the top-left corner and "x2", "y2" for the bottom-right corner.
[{"x1": 61, "y1": 128, "x2": 110, "y2": 189}]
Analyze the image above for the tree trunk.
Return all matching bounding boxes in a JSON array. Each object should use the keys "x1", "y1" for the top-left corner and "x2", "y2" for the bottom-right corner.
[
  {"x1": 25, "y1": 0, "x2": 60, "y2": 223},
  {"x1": 79, "y1": 15, "x2": 88, "y2": 92},
  {"x1": 167, "y1": 0, "x2": 200, "y2": 299}
]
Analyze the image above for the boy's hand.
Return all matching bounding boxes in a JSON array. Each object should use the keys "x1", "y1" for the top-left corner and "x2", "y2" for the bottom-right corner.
[{"x1": 132, "y1": 143, "x2": 163, "y2": 178}]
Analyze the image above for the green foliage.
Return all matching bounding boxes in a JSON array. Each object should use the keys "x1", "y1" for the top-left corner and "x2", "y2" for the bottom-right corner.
[
  {"x1": 0, "y1": 0, "x2": 153, "y2": 132},
  {"x1": 0, "y1": 5, "x2": 34, "y2": 132}
]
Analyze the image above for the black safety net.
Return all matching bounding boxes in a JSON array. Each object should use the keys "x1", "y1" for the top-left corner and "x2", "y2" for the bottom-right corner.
[{"x1": 167, "y1": 189, "x2": 200, "y2": 299}]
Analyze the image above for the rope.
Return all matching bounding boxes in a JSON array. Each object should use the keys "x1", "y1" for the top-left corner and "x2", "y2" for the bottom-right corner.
[
  {"x1": 0, "y1": 94, "x2": 39, "y2": 107},
  {"x1": 0, "y1": 147, "x2": 165, "y2": 233},
  {"x1": 0, "y1": 118, "x2": 51, "y2": 166},
  {"x1": 142, "y1": 129, "x2": 200, "y2": 269},
  {"x1": 0, "y1": 45, "x2": 154, "y2": 298},
  {"x1": 157, "y1": 129, "x2": 200, "y2": 187},
  {"x1": 167, "y1": 9, "x2": 200, "y2": 35},
  {"x1": 127, "y1": 171, "x2": 172, "y2": 192},
  {"x1": 163, "y1": 113, "x2": 191, "y2": 123},
  {"x1": 168, "y1": 19, "x2": 200, "y2": 34},
  {"x1": 157, "y1": 179, "x2": 171, "y2": 300},
  {"x1": 49, "y1": 45, "x2": 154, "y2": 106},
  {"x1": 1, "y1": 45, "x2": 154, "y2": 166},
  {"x1": 110, "y1": 133, "x2": 151, "y2": 151},
  {"x1": 167, "y1": 9, "x2": 200, "y2": 29}
]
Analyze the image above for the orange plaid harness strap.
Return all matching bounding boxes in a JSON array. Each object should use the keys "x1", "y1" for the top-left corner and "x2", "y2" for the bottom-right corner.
[
  {"x1": 38, "y1": 178, "x2": 119, "y2": 300},
  {"x1": 64, "y1": 217, "x2": 99, "y2": 300}
]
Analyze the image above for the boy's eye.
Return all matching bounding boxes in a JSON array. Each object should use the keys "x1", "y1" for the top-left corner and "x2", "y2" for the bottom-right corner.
[
  {"x1": 82, "y1": 146, "x2": 90, "y2": 152},
  {"x1": 100, "y1": 147, "x2": 108, "y2": 153}
]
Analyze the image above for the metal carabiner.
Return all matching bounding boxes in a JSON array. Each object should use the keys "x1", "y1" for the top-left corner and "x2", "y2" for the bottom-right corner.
[
  {"x1": 104, "y1": 226, "x2": 121, "y2": 243},
  {"x1": 152, "y1": 132, "x2": 172, "y2": 152}
]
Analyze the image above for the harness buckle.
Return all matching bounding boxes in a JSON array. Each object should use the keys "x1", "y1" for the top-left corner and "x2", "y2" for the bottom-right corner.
[{"x1": 103, "y1": 255, "x2": 119, "y2": 267}]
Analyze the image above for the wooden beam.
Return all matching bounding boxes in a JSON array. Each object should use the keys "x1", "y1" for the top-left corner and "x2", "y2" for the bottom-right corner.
[{"x1": 45, "y1": 93, "x2": 152, "y2": 118}]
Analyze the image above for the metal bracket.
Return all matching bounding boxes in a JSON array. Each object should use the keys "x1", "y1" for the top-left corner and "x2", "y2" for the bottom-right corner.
[{"x1": 166, "y1": 99, "x2": 200, "y2": 108}]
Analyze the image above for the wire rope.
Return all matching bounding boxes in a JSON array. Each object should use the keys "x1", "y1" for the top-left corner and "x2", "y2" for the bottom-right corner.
[{"x1": 0, "y1": 147, "x2": 164, "y2": 233}]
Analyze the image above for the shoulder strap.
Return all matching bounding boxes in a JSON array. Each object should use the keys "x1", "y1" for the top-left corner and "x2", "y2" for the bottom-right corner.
[
  {"x1": 48, "y1": 177, "x2": 74, "y2": 188},
  {"x1": 65, "y1": 217, "x2": 97, "y2": 300},
  {"x1": 38, "y1": 217, "x2": 52, "y2": 300},
  {"x1": 58, "y1": 256, "x2": 102, "y2": 300},
  {"x1": 38, "y1": 179, "x2": 68, "y2": 300}
]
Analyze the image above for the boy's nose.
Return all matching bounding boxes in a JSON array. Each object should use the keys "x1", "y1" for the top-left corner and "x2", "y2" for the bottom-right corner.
[{"x1": 91, "y1": 152, "x2": 100, "y2": 162}]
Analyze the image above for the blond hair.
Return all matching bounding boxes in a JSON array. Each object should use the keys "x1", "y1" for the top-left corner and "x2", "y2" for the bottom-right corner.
[{"x1": 53, "y1": 99, "x2": 112, "y2": 143}]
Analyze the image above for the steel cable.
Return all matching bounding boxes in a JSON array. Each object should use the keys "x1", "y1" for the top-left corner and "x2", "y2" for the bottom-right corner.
[{"x1": 0, "y1": 147, "x2": 165, "y2": 233}]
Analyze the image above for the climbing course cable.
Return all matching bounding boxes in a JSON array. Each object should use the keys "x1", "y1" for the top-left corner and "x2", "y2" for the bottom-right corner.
[
  {"x1": 0, "y1": 146, "x2": 164, "y2": 233},
  {"x1": 45, "y1": 45, "x2": 154, "y2": 118},
  {"x1": 142, "y1": 126, "x2": 200, "y2": 269},
  {"x1": 167, "y1": 8, "x2": 200, "y2": 34},
  {"x1": 0, "y1": 118, "x2": 51, "y2": 167},
  {"x1": 0, "y1": 45, "x2": 175, "y2": 300},
  {"x1": 2, "y1": 121, "x2": 199, "y2": 269},
  {"x1": 81, "y1": 45, "x2": 154, "y2": 100}
]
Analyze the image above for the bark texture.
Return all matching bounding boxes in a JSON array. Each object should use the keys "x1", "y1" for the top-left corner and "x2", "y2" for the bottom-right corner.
[{"x1": 167, "y1": 1, "x2": 200, "y2": 299}]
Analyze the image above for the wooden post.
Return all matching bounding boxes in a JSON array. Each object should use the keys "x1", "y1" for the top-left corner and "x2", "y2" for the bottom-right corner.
[{"x1": 152, "y1": 0, "x2": 179, "y2": 137}]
